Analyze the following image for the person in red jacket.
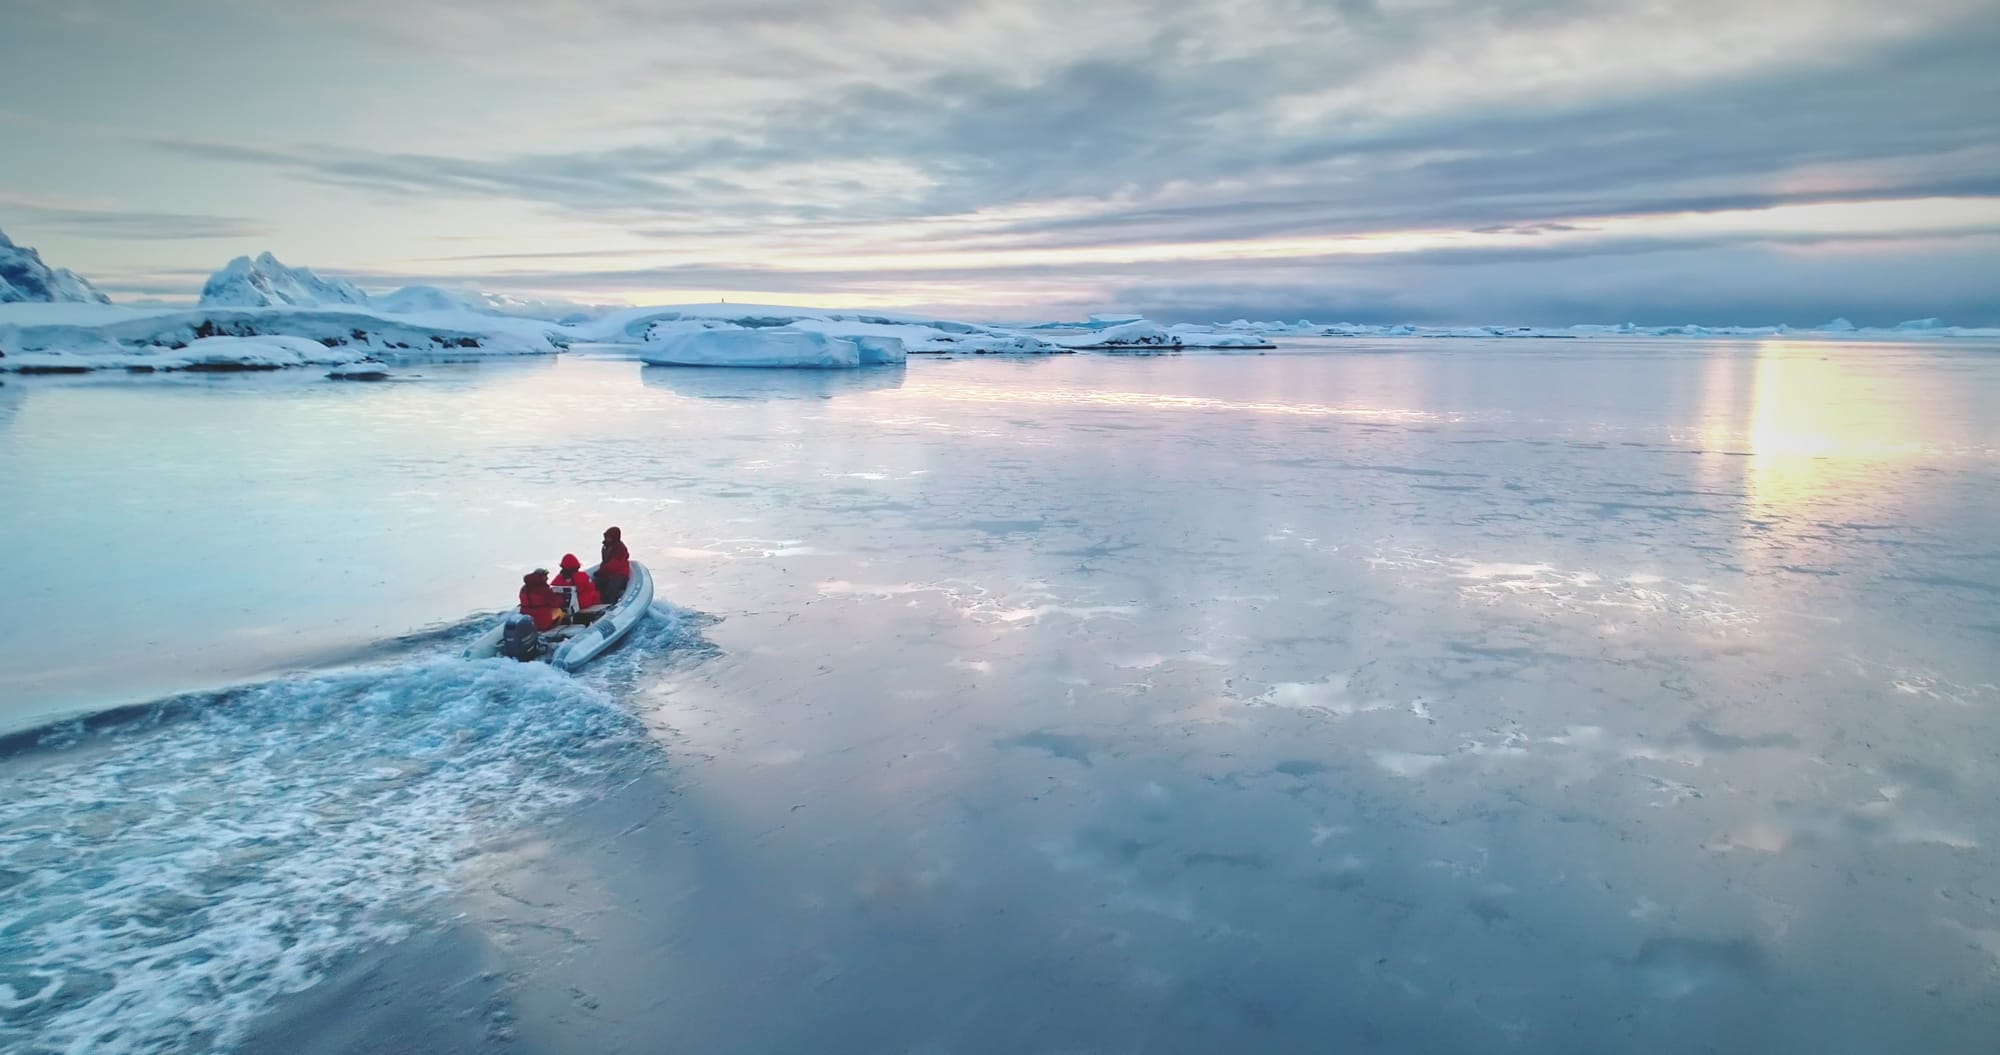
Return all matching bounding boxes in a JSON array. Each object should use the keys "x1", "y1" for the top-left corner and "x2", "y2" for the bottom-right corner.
[
  {"x1": 552, "y1": 553, "x2": 602, "y2": 610},
  {"x1": 596, "y1": 526, "x2": 632, "y2": 603},
  {"x1": 518, "y1": 568, "x2": 569, "y2": 631}
]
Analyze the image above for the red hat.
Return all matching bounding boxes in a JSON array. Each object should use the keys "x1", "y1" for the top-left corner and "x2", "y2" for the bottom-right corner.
[
  {"x1": 524, "y1": 569, "x2": 548, "y2": 583},
  {"x1": 603, "y1": 526, "x2": 622, "y2": 540},
  {"x1": 560, "y1": 553, "x2": 582, "y2": 570}
]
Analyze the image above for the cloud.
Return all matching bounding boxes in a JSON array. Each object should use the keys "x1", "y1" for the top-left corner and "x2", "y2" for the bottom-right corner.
[
  {"x1": 23, "y1": 0, "x2": 2000, "y2": 322},
  {"x1": 151, "y1": 7, "x2": 2000, "y2": 242},
  {"x1": 0, "y1": 193, "x2": 270, "y2": 240}
]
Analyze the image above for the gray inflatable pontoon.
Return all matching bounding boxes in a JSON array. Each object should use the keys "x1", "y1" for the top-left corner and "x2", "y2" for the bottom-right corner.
[{"x1": 463, "y1": 561, "x2": 654, "y2": 672}]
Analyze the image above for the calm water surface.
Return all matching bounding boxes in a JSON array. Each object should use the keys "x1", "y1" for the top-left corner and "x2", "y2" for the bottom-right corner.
[{"x1": 0, "y1": 339, "x2": 1996, "y2": 1053}]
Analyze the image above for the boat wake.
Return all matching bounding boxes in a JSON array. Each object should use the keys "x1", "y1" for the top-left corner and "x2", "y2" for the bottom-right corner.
[{"x1": 0, "y1": 603, "x2": 707, "y2": 1055}]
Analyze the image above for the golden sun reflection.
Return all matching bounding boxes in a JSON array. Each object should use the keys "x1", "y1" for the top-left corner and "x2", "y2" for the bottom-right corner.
[
  {"x1": 1698, "y1": 341, "x2": 1965, "y2": 586},
  {"x1": 1744, "y1": 344, "x2": 1929, "y2": 524}
]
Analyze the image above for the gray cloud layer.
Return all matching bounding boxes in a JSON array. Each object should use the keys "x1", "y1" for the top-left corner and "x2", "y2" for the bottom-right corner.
[{"x1": 51, "y1": 0, "x2": 2000, "y2": 320}]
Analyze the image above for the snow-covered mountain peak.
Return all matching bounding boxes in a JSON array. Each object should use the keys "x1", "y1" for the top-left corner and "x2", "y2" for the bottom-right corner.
[
  {"x1": 198, "y1": 252, "x2": 369, "y2": 309},
  {"x1": 0, "y1": 226, "x2": 112, "y2": 305}
]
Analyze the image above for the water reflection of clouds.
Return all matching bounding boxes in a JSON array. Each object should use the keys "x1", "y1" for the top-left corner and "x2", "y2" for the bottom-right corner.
[{"x1": 639, "y1": 364, "x2": 907, "y2": 401}]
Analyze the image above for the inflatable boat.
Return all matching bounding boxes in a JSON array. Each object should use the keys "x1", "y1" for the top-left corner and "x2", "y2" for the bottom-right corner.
[{"x1": 463, "y1": 561, "x2": 654, "y2": 672}]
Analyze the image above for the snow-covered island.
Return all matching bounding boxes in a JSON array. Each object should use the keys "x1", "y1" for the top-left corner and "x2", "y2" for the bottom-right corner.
[{"x1": 1053, "y1": 320, "x2": 1275, "y2": 350}]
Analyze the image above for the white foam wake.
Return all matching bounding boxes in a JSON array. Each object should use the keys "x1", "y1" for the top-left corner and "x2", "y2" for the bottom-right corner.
[{"x1": 0, "y1": 656, "x2": 644, "y2": 1055}]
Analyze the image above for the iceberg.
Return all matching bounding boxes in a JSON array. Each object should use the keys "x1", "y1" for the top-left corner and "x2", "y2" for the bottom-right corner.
[
  {"x1": 575, "y1": 302, "x2": 1062, "y2": 354},
  {"x1": 199, "y1": 252, "x2": 369, "y2": 309},
  {"x1": 0, "y1": 227, "x2": 110, "y2": 305},
  {"x1": 641, "y1": 328, "x2": 867, "y2": 369}
]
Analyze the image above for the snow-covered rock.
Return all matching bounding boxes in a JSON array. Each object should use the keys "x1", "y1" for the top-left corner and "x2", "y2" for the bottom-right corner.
[
  {"x1": 641, "y1": 328, "x2": 865, "y2": 368},
  {"x1": 0, "y1": 228, "x2": 110, "y2": 305},
  {"x1": 199, "y1": 252, "x2": 369, "y2": 309},
  {"x1": 326, "y1": 361, "x2": 397, "y2": 381}
]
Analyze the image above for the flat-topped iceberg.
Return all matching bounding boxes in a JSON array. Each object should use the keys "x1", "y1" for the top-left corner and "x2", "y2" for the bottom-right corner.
[
  {"x1": 580, "y1": 302, "x2": 1064, "y2": 355},
  {"x1": 639, "y1": 327, "x2": 905, "y2": 369}
]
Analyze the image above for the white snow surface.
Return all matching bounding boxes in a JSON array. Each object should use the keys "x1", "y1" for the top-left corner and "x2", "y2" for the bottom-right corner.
[
  {"x1": 199, "y1": 252, "x2": 369, "y2": 309},
  {"x1": 0, "y1": 227, "x2": 111, "y2": 305}
]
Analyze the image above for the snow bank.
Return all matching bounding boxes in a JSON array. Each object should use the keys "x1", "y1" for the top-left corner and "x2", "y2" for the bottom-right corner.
[
  {"x1": 200, "y1": 252, "x2": 368, "y2": 309},
  {"x1": 641, "y1": 328, "x2": 864, "y2": 368},
  {"x1": 0, "y1": 304, "x2": 558, "y2": 374},
  {"x1": 0, "y1": 227, "x2": 110, "y2": 305}
]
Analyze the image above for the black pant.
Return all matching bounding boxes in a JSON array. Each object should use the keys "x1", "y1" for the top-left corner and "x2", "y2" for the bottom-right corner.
[{"x1": 596, "y1": 570, "x2": 628, "y2": 604}]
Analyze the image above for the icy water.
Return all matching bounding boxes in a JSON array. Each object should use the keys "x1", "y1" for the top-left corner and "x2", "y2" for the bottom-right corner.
[{"x1": 1, "y1": 339, "x2": 1997, "y2": 1054}]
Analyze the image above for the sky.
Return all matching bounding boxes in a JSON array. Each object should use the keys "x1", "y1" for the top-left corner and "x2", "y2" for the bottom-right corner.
[{"x1": 2, "y1": 0, "x2": 1998, "y2": 325}]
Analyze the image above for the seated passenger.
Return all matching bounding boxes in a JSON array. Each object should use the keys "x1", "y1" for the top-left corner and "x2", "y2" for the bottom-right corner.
[
  {"x1": 552, "y1": 553, "x2": 602, "y2": 610},
  {"x1": 517, "y1": 568, "x2": 569, "y2": 631},
  {"x1": 596, "y1": 526, "x2": 632, "y2": 603}
]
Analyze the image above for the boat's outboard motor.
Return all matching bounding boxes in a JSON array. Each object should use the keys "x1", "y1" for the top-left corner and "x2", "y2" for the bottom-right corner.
[{"x1": 499, "y1": 612, "x2": 543, "y2": 662}]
